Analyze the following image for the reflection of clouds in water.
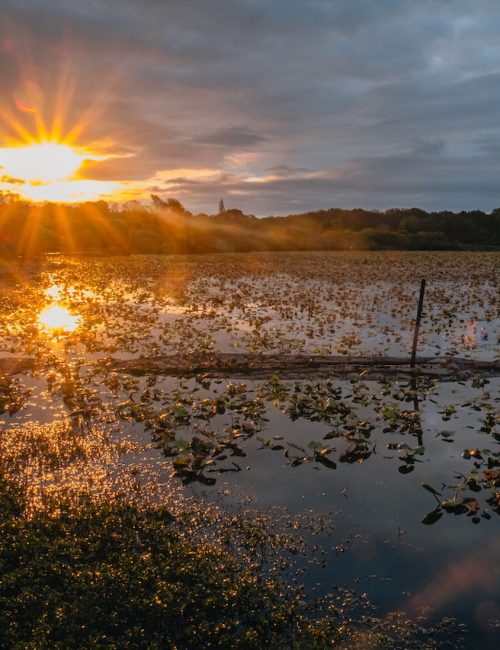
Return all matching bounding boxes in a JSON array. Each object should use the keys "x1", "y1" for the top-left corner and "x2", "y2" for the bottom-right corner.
[
  {"x1": 182, "y1": 273, "x2": 499, "y2": 359},
  {"x1": 405, "y1": 534, "x2": 500, "y2": 623},
  {"x1": 178, "y1": 373, "x2": 500, "y2": 636},
  {"x1": 474, "y1": 600, "x2": 500, "y2": 632}
]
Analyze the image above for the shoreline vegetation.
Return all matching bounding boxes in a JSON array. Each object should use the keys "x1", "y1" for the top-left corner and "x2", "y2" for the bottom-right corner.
[{"x1": 1, "y1": 194, "x2": 500, "y2": 259}]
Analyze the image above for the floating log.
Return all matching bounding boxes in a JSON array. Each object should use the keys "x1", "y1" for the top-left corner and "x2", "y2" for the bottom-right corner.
[
  {"x1": 105, "y1": 353, "x2": 500, "y2": 380},
  {"x1": 1, "y1": 354, "x2": 499, "y2": 380}
]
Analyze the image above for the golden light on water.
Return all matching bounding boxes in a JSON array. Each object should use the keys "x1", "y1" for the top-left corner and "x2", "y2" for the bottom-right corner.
[
  {"x1": 38, "y1": 304, "x2": 80, "y2": 333},
  {"x1": 45, "y1": 284, "x2": 64, "y2": 300}
]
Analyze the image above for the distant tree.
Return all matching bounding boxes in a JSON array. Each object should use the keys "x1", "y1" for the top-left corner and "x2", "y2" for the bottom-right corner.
[
  {"x1": 165, "y1": 198, "x2": 186, "y2": 214},
  {"x1": 1, "y1": 196, "x2": 499, "y2": 256},
  {"x1": 218, "y1": 209, "x2": 257, "y2": 224},
  {"x1": 151, "y1": 194, "x2": 167, "y2": 210},
  {"x1": 94, "y1": 200, "x2": 110, "y2": 214},
  {"x1": 218, "y1": 198, "x2": 225, "y2": 214},
  {"x1": 122, "y1": 200, "x2": 142, "y2": 212},
  {"x1": 151, "y1": 195, "x2": 188, "y2": 215},
  {"x1": 0, "y1": 191, "x2": 24, "y2": 205}
]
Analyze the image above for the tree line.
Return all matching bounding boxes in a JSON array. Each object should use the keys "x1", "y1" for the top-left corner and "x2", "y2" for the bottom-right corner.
[{"x1": 1, "y1": 193, "x2": 499, "y2": 259}]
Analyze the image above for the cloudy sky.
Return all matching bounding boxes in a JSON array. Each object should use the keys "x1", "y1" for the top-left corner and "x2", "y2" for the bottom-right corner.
[{"x1": 1, "y1": 0, "x2": 500, "y2": 214}]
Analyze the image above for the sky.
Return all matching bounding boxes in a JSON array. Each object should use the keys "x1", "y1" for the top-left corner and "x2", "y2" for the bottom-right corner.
[{"x1": 1, "y1": 0, "x2": 500, "y2": 214}]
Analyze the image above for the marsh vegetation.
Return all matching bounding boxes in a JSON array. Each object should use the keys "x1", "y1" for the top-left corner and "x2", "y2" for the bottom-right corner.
[{"x1": 0, "y1": 251, "x2": 498, "y2": 648}]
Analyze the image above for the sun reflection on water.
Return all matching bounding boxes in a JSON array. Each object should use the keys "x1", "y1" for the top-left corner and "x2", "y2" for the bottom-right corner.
[
  {"x1": 45, "y1": 284, "x2": 64, "y2": 301},
  {"x1": 38, "y1": 304, "x2": 80, "y2": 333}
]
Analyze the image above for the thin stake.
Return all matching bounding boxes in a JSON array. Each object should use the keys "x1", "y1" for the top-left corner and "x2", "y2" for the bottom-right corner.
[
  {"x1": 411, "y1": 279, "x2": 426, "y2": 368},
  {"x1": 411, "y1": 374, "x2": 423, "y2": 446}
]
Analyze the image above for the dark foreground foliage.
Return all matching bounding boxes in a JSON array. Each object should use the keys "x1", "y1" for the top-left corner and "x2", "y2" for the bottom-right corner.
[
  {"x1": 0, "y1": 494, "x2": 305, "y2": 649},
  {"x1": 0, "y1": 478, "x2": 465, "y2": 650}
]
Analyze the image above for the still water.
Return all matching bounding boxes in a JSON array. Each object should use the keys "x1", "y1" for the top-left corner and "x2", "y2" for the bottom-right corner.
[{"x1": 1, "y1": 251, "x2": 499, "y2": 647}]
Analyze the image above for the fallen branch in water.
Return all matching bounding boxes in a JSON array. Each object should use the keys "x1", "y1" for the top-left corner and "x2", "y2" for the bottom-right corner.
[
  {"x1": 104, "y1": 353, "x2": 500, "y2": 380},
  {"x1": 1, "y1": 353, "x2": 498, "y2": 380}
]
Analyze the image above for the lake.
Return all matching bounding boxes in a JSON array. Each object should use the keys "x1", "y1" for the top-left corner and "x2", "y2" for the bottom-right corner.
[{"x1": 1, "y1": 251, "x2": 499, "y2": 648}]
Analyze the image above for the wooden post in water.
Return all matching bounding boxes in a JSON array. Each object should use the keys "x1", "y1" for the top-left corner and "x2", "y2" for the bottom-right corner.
[{"x1": 410, "y1": 279, "x2": 426, "y2": 368}]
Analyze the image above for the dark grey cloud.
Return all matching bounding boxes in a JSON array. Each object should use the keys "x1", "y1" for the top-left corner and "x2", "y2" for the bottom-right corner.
[
  {"x1": 1, "y1": 0, "x2": 500, "y2": 212},
  {"x1": 196, "y1": 127, "x2": 266, "y2": 148},
  {"x1": 267, "y1": 165, "x2": 309, "y2": 177}
]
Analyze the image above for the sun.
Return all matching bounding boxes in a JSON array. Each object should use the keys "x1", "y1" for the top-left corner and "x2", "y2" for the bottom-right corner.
[
  {"x1": 0, "y1": 139, "x2": 123, "y2": 202},
  {"x1": 0, "y1": 141, "x2": 86, "y2": 183},
  {"x1": 0, "y1": 52, "x2": 132, "y2": 202}
]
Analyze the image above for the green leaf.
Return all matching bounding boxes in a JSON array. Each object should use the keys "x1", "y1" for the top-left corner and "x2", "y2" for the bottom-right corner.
[
  {"x1": 421, "y1": 509, "x2": 443, "y2": 525},
  {"x1": 421, "y1": 483, "x2": 442, "y2": 497}
]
